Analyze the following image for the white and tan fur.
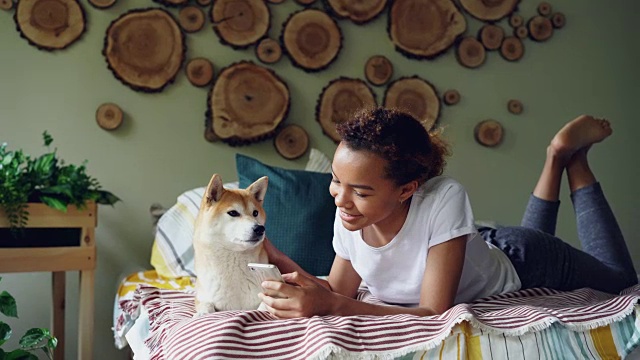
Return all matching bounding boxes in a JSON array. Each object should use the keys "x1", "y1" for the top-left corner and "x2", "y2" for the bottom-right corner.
[{"x1": 193, "y1": 174, "x2": 269, "y2": 315}]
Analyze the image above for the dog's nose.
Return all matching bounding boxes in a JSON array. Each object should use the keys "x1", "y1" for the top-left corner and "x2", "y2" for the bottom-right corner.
[{"x1": 253, "y1": 225, "x2": 265, "y2": 236}]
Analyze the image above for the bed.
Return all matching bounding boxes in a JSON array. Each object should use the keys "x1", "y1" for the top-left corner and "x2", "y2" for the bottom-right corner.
[{"x1": 112, "y1": 150, "x2": 640, "y2": 359}]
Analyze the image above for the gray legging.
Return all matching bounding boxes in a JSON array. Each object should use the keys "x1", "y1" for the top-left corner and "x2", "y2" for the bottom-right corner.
[{"x1": 479, "y1": 182, "x2": 637, "y2": 294}]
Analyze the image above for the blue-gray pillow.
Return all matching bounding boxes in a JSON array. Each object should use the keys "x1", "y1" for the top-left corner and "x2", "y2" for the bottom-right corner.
[{"x1": 236, "y1": 154, "x2": 335, "y2": 276}]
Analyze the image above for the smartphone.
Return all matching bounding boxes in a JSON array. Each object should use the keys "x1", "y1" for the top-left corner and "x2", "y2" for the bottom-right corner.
[{"x1": 247, "y1": 263, "x2": 284, "y2": 283}]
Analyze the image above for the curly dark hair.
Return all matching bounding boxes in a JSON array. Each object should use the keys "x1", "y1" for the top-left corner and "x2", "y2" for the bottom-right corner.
[{"x1": 335, "y1": 107, "x2": 451, "y2": 186}]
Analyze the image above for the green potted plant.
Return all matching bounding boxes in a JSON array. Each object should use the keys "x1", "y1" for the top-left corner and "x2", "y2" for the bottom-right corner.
[
  {"x1": 0, "y1": 276, "x2": 57, "y2": 360},
  {"x1": 0, "y1": 131, "x2": 119, "y2": 238}
]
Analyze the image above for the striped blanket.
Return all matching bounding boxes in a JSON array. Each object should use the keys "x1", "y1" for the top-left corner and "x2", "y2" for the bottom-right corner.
[{"x1": 118, "y1": 284, "x2": 640, "y2": 359}]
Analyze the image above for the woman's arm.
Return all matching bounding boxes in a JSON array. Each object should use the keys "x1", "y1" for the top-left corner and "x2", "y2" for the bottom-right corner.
[{"x1": 260, "y1": 235, "x2": 468, "y2": 318}]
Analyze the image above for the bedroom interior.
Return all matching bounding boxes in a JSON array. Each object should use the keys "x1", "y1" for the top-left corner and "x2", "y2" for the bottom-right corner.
[{"x1": 1, "y1": 0, "x2": 639, "y2": 359}]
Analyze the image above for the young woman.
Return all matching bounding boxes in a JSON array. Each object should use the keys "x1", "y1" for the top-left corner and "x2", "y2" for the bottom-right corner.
[{"x1": 260, "y1": 107, "x2": 637, "y2": 318}]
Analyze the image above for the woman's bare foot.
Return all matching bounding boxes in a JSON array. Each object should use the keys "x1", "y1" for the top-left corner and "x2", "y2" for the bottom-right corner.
[{"x1": 549, "y1": 115, "x2": 612, "y2": 160}]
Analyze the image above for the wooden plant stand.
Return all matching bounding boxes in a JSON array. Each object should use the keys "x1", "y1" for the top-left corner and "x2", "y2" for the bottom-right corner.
[{"x1": 0, "y1": 202, "x2": 97, "y2": 360}]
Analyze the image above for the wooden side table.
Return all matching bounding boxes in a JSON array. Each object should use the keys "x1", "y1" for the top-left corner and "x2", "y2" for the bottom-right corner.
[{"x1": 0, "y1": 202, "x2": 97, "y2": 360}]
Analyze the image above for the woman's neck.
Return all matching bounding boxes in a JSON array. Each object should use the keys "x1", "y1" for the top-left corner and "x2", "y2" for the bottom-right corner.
[{"x1": 362, "y1": 199, "x2": 411, "y2": 247}]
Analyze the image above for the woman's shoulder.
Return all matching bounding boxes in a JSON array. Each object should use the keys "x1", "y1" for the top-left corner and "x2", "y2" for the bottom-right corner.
[{"x1": 419, "y1": 175, "x2": 467, "y2": 194}]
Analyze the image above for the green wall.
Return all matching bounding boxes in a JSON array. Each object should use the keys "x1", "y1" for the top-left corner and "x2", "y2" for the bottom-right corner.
[{"x1": 1, "y1": 0, "x2": 639, "y2": 358}]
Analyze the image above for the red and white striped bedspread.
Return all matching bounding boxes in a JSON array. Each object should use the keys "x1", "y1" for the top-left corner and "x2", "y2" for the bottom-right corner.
[{"x1": 119, "y1": 284, "x2": 640, "y2": 359}]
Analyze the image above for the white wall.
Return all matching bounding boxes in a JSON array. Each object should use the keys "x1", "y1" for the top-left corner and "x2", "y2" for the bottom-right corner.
[{"x1": 1, "y1": 1, "x2": 639, "y2": 358}]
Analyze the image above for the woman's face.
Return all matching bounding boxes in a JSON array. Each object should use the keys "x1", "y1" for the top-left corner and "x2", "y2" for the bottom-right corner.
[{"x1": 329, "y1": 142, "x2": 407, "y2": 232}]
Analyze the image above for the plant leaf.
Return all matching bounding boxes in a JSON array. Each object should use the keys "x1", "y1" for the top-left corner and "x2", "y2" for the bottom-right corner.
[
  {"x1": 18, "y1": 328, "x2": 48, "y2": 348},
  {"x1": 5, "y1": 349, "x2": 37, "y2": 360},
  {"x1": 38, "y1": 196, "x2": 67, "y2": 212},
  {"x1": 47, "y1": 336, "x2": 57, "y2": 349},
  {"x1": 0, "y1": 321, "x2": 12, "y2": 346},
  {"x1": 0, "y1": 291, "x2": 17, "y2": 318}
]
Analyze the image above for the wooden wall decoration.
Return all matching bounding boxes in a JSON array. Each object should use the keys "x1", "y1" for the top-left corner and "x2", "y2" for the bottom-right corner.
[
  {"x1": 211, "y1": 0, "x2": 270, "y2": 49},
  {"x1": 185, "y1": 58, "x2": 214, "y2": 87},
  {"x1": 103, "y1": 8, "x2": 185, "y2": 93},
  {"x1": 456, "y1": 36, "x2": 486, "y2": 68},
  {"x1": 474, "y1": 119, "x2": 504, "y2": 147},
  {"x1": 15, "y1": 0, "x2": 86, "y2": 51},
  {"x1": 178, "y1": 6, "x2": 205, "y2": 33},
  {"x1": 274, "y1": 124, "x2": 310, "y2": 160},
  {"x1": 478, "y1": 24, "x2": 504, "y2": 51},
  {"x1": 316, "y1": 77, "x2": 377, "y2": 143},
  {"x1": 281, "y1": 9, "x2": 342, "y2": 72},
  {"x1": 459, "y1": 0, "x2": 520, "y2": 21},
  {"x1": 205, "y1": 61, "x2": 290, "y2": 146},
  {"x1": 95, "y1": 103, "x2": 124, "y2": 130},
  {"x1": 88, "y1": 0, "x2": 115, "y2": 10},
  {"x1": 364, "y1": 55, "x2": 393, "y2": 86},
  {"x1": 0, "y1": 0, "x2": 13, "y2": 10},
  {"x1": 443, "y1": 90, "x2": 461, "y2": 106},
  {"x1": 383, "y1": 76, "x2": 440, "y2": 132},
  {"x1": 323, "y1": 0, "x2": 387, "y2": 25},
  {"x1": 388, "y1": 0, "x2": 466, "y2": 59},
  {"x1": 255, "y1": 38, "x2": 282, "y2": 64}
]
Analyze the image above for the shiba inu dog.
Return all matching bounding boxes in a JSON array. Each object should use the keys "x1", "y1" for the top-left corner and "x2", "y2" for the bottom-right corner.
[{"x1": 193, "y1": 173, "x2": 269, "y2": 315}]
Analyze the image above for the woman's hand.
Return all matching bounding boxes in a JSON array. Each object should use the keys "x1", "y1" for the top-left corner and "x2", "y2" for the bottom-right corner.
[{"x1": 258, "y1": 272, "x2": 335, "y2": 318}]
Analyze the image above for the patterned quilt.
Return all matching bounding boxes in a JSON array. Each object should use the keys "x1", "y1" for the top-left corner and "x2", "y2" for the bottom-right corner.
[{"x1": 113, "y1": 273, "x2": 640, "y2": 360}]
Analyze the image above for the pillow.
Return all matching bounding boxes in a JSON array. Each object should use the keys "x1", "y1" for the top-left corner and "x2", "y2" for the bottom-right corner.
[
  {"x1": 150, "y1": 149, "x2": 334, "y2": 278},
  {"x1": 237, "y1": 154, "x2": 336, "y2": 276}
]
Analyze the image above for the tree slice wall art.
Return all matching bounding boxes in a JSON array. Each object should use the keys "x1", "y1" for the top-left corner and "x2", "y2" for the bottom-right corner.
[
  {"x1": 206, "y1": 61, "x2": 290, "y2": 146},
  {"x1": 88, "y1": 0, "x2": 115, "y2": 10},
  {"x1": 185, "y1": 57, "x2": 214, "y2": 87},
  {"x1": 1, "y1": 0, "x2": 13, "y2": 10},
  {"x1": 478, "y1": 24, "x2": 504, "y2": 51},
  {"x1": 384, "y1": 76, "x2": 441, "y2": 131},
  {"x1": 178, "y1": 6, "x2": 205, "y2": 33},
  {"x1": 103, "y1": 8, "x2": 185, "y2": 93},
  {"x1": 456, "y1": 36, "x2": 486, "y2": 68},
  {"x1": 474, "y1": 119, "x2": 504, "y2": 147},
  {"x1": 15, "y1": 0, "x2": 86, "y2": 51},
  {"x1": 459, "y1": 0, "x2": 520, "y2": 21},
  {"x1": 96, "y1": 103, "x2": 124, "y2": 130},
  {"x1": 274, "y1": 124, "x2": 309, "y2": 160},
  {"x1": 256, "y1": 38, "x2": 282, "y2": 64},
  {"x1": 364, "y1": 55, "x2": 393, "y2": 86},
  {"x1": 528, "y1": 15, "x2": 553, "y2": 42},
  {"x1": 323, "y1": 0, "x2": 388, "y2": 25},
  {"x1": 211, "y1": 0, "x2": 270, "y2": 49},
  {"x1": 281, "y1": 9, "x2": 342, "y2": 72},
  {"x1": 500, "y1": 36, "x2": 524, "y2": 61},
  {"x1": 388, "y1": 0, "x2": 466, "y2": 59},
  {"x1": 316, "y1": 77, "x2": 377, "y2": 143}
]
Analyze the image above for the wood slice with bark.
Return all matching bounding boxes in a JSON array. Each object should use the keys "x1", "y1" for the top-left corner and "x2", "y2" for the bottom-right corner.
[
  {"x1": 474, "y1": 119, "x2": 503, "y2": 147},
  {"x1": 295, "y1": 0, "x2": 317, "y2": 5},
  {"x1": 499, "y1": 36, "x2": 524, "y2": 61},
  {"x1": 256, "y1": 38, "x2": 282, "y2": 64},
  {"x1": 1, "y1": 0, "x2": 13, "y2": 10},
  {"x1": 211, "y1": 0, "x2": 270, "y2": 49},
  {"x1": 153, "y1": 0, "x2": 187, "y2": 8},
  {"x1": 478, "y1": 24, "x2": 504, "y2": 51},
  {"x1": 388, "y1": 0, "x2": 466, "y2": 60},
  {"x1": 88, "y1": 0, "x2": 115, "y2": 10},
  {"x1": 316, "y1": 77, "x2": 377, "y2": 143},
  {"x1": 196, "y1": 0, "x2": 211, "y2": 7},
  {"x1": 207, "y1": 61, "x2": 290, "y2": 146},
  {"x1": 509, "y1": 13, "x2": 523, "y2": 27},
  {"x1": 179, "y1": 6, "x2": 205, "y2": 33},
  {"x1": 324, "y1": 0, "x2": 387, "y2": 25},
  {"x1": 528, "y1": 15, "x2": 553, "y2": 42},
  {"x1": 103, "y1": 8, "x2": 185, "y2": 93},
  {"x1": 15, "y1": 0, "x2": 86, "y2": 51},
  {"x1": 274, "y1": 124, "x2": 309, "y2": 160},
  {"x1": 281, "y1": 9, "x2": 342, "y2": 72},
  {"x1": 514, "y1": 25, "x2": 528, "y2": 39},
  {"x1": 185, "y1": 57, "x2": 214, "y2": 87},
  {"x1": 96, "y1": 103, "x2": 123, "y2": 130},
  {"x1": 443, "y1": 89, "x2": 460, "y2": 105},
  {"x1": 365, "y1": 55, "x2": 393, "y2": 86},
  {"x1": 459, "y1": 0, "x2": 520, "y2": 21},
  {"x1": 551, "y1": 12, "x2": 565, "y2": 29},
  {"x1": 537, "y1": 1, "x2": 551, "y2": 16},
  {"x1": 456, "y1": 36, "x2": 486, "y2": 68},
  {"x1": 383, "y1": 76, "x2": 440, "y2": 131},
  {"x1": 507, "y1": 99, "x2": 523, "y2": 114}
]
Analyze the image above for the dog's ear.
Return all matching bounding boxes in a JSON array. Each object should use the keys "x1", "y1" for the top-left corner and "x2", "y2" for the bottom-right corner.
[
  {"x1": 246, "y1": 176, "x2": 268, "y2": 202},
  {"x1": 205, "y1": 174, "x2": 225, "y2": 203}
]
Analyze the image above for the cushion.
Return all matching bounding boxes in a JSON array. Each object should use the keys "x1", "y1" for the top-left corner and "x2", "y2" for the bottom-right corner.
[
  {"x1": 150, "y1": 149, "x2": 334, "y2": 278},
  {"x1": 237, "y1": 153, "x2": 336, "y2": 276}
]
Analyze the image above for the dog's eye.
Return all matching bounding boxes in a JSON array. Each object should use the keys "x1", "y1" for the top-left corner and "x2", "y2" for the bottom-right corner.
[
  {"x1": 253, "y1": 210, "x2": 259, "y2": 217},
  {"x1": 227, "y1": 210, "x2": 240, "y2": 217}
]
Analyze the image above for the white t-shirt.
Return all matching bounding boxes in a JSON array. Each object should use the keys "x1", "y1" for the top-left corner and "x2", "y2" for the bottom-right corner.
[{"x1": 332, "y1": 176, "x2": 521, "y2": 305}]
